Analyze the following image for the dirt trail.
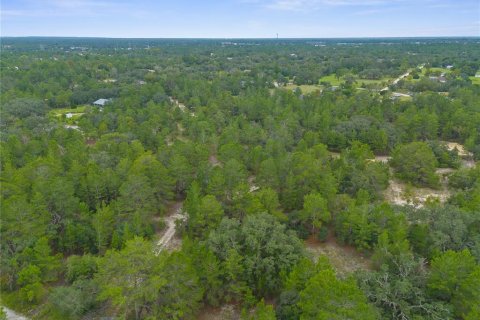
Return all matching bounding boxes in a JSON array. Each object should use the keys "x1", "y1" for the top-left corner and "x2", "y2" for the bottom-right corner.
[
  {"x1": 381, "y1": 63, "x2": 424, "y2": 91},
  {"x1": 154, "y1": 201, "x2": 186, "y2": 254},
  {"x1": 169, "y1": 97, "x2": 195, "y2": 117},
  {"x1": 209, "y1": 154, "x2": 221, "y2": 167},
  {"x1": 2, "y1": 307, "x2": 28, "y2": 320}
]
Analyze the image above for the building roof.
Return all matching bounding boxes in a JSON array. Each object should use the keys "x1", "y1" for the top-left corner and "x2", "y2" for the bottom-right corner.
[{"x1": 93, "y1": 98, "x2": 111, "y2": 106}]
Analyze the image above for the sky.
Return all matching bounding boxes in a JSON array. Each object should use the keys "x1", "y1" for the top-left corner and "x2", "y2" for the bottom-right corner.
[{"x1": 1, "y1": 0, "x2": 479, "y2": 38}]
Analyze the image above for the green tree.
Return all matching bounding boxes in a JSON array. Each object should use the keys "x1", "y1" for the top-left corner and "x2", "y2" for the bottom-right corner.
[
  {"x1": 428, "y1": 250, "x2": 480, "y2": 318},
  {"x1": 243, "y1": 299, "x2": 276, "y2": 320},
  {"x1": 390, "y1": 142, "x2": 439, "y2": 187},
  {"x1": 17, "y1": 264, "x2": 43, "y2": 303},
  {"x1": 301, "y1": 193, "x2": 330, "y2": 234},
  {"x1": 298, "y1": 269, "x2": 378, "y2": 320},
  {"x1": 188, "y1": 195, "x2": 224, "y2": 238},
  {"x1": 96, "y1": 237, "x2": 162, "y2": 320}
]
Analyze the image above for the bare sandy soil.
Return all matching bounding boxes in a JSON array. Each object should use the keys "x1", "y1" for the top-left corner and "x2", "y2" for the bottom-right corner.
[
  {"x1": 169, "y1": 97, "x2": 195, "y2": 117},
  {"x1": 209, "y1": 154, "x2": 221, "y2": 167},
  {"x1": 384, "y1": 179, "x2": 451, "y2": 208},
  {"x1": 379, "y1": 141, "x2": 476, "y2": 208},
  {"x1": 2, "y1": 307, "x2": 28, "y2": 320},
  {"x1": 198, "y1": 304, "x2": 240, "y2": 320},
  {"x1": 154, "y1": 201, "x2": 186, "y2": 254}
]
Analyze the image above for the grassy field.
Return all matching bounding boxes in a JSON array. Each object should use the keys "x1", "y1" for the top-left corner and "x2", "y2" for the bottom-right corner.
[
  {"x1": 319, "y1": 74, "x2": 343, "y2": 86},
  {"x1": 356, "y1": 78, "x2": 388, "y2": 85},
  {"x1": 284, "y1": 84, "x2": 322, "y2": 94},
  {"x1": 469, "y1": 76, "x2": 480, "y2": 85},
  {"x1": 422, "y1": 67, "x2": 450, "y2": 75},
  {"x1": 49, "y1": 105, "x2": 87, "y2": 117}
]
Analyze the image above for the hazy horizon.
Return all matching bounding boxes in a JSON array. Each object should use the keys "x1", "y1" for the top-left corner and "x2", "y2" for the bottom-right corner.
[{"x1": 1, "y1": 0, "x2": 479, "y2": 38}]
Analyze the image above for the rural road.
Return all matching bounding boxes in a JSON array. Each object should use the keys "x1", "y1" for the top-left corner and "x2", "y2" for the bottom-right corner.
[{"x1": 381, "y1": 63, "x2": 425, "y2": 91}]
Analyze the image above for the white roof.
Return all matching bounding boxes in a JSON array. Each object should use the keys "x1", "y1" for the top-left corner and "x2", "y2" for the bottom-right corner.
[{"x1": 93, "y1": 98, "x2": 111, "y2": 106}]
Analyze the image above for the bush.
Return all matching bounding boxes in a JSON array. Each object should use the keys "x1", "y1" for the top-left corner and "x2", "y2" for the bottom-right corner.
[
  {"x1": 48, "y1": 280, "x2": 97, "y2": 319},
  {"x1": 66, "y1": 255, "x2": 98, "y2": 284}
]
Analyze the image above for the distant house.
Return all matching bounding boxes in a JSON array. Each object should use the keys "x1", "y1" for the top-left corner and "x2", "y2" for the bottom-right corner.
[
  {"x1": 446, "y1": 65, "x2": 453, "y2": 69},
  {"x1": 66, "y1": 113, "x2": 73, "y2": 119},
  {"x1": 93, "y1": 98, "x2": 111, "y2": 107}
]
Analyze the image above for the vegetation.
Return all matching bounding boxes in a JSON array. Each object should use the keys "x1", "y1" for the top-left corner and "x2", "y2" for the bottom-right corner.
[{"x1": 1, "y1": 37, "x2": 479, "y2": 319}]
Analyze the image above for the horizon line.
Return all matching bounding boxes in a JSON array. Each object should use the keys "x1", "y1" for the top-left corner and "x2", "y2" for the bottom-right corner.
[{"x1": 2, "y1": 35, "x2": 479, "y2": 40}]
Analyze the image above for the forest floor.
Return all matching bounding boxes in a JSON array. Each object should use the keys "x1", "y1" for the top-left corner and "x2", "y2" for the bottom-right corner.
[
  {"x1": 154, "y1": 201, "x2": 186, "y2": 254},
  {"x1": 198, "y1": 304, "x2": 241, "y2": 320},
  {"x1": 372, "y1": 142, "x2": 476, "y2": 208},
  {"x1": 209, "y1": 154, "x2": 222, "y2": 167},
  {"x1": 305, "y1": 233, "x2": 371, "y2": 276}
]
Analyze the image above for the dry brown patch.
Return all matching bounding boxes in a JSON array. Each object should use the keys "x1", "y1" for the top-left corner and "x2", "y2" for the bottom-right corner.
[{"x1": 305, "y1": 235, "x2": 371, "y2": 275}]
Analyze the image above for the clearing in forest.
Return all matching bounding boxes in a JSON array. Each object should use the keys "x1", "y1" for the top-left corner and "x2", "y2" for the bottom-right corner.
[
  {"x1": 154, "y1": 201, "x2": 186, "y2": 254},
  {"x1": 305, "y1": 235, "x2": 371, "y2": 275}
]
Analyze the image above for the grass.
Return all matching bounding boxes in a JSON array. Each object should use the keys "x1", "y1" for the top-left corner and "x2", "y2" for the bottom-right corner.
[
  {"x1": 356, "y1": 78, "x2": 388, "y2": 85},
  {"x1": 319, "y1": 74, "x2": 343, "y2": 86},
  {"x1": 469, "y1": 76, "x2": 480, "y2": 85},
  {"x1": 421, "y1": 67, "x2": 450, "y2": 76},
  {"x1": 397, "y1": 95, "x2": 413, "y2": 102},
  {"x1": 284, "y1": 84, "x2": 322, "y2": 94},
  {"x1": 49, "y1": 105, "x2": 87, "y2": 117}
]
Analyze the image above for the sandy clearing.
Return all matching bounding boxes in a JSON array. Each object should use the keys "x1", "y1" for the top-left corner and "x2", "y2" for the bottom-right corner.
[
  {"x1": 169, "y1": 97, "x2": 195, "y2": 117},
  {"x1": 154, "y1": 202, "x2": 186, "y2": 254},
  {"x1": 443, "y1": 141, "x2": 473, "y2": 158},
  {"x1": 384, "y1": 179, "x2": 450, "y2": 208},
  {"x1": 2, "y1": 307, "x2": 28, "y2": 320},
  {"x1": 305, "y1": 235, "x2": 371, "y2": 275}
]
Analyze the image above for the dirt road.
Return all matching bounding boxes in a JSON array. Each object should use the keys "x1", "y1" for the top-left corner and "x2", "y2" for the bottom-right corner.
[{"x1": 154, "y1": 202, "x2": 186, "y2": 254}]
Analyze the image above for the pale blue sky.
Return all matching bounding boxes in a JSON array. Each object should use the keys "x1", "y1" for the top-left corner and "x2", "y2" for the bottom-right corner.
[{"x1": 1, "y1": 0, "x2": 479, "y2": 38}]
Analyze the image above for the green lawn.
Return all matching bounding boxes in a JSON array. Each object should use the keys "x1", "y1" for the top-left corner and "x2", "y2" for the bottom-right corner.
[
  {"x1": 284, "y1": 84, "x2": 322, "y2": 94},
  {"x1": 319, "y1": 74, "x2": 343, "y2": 86},
  {"x1": 469, "y1": 76, "x2": 480, "y2": 85},
  {"x1": 49, "y1": 105, "x2": 87, "y2": 117},
  {"x1": 422, "y1": 67, "x2": 450, "y2": 76}
]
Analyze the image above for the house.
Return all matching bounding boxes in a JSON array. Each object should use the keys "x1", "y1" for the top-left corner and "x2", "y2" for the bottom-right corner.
[
  {"x1": 66, "y1": 113, "x2": 73, "y2": 119},
  {"x1": 93, "y1": 98, "x2": 111, "y2": 107}
]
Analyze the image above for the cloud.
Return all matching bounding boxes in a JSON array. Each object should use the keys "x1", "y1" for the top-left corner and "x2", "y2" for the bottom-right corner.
[
  {"x1": 261, "y1": 0, "x2": 416, "y2": 11},
  {"x1": 1, "y1": 0, "x2": 139, "y2": 19}
]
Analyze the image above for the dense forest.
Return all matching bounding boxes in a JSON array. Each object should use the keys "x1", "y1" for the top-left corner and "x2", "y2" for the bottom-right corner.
[{"x1": 1, "y1": 37, "x2": 479, "y2": 320}]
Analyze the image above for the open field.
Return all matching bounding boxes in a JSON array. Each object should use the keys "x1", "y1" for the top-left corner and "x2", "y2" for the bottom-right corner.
[
  {"x1": 319, "y1": 74, "x2": 343, "y2": 86},
  {"x1": 284, "y1": 83, "x2": 322, "y2": 93},
  {"x1": 48, "y1": 105, "x2": 87, "y2": 120},
  {"x1": 469, "y1": 76, "x2": 480, "y2": 85}
]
